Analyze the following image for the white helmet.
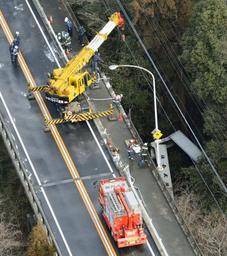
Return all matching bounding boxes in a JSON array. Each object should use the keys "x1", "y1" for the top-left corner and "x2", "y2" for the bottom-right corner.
[
  {"x1": 64, "y1": 17, "x2": 69, "y2": 23},
  {"x1": 14, "y1": 45, "x2": 19, "y2": 49},
  {"x1": 15, "y1": 31, "x2": 19, "y2": 36}
]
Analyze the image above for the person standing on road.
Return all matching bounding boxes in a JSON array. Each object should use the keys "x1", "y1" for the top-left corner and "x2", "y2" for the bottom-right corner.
[
  {"x1": 57, "y1": 31, "x2": 72, "y2": 53},
  {"x1": 14, "y1": 31, "x2": 20, "y2": 47},
  {"x1": 91, "y1": 52, "x2": 103, "y2": 80},
  {"x1": 64, "y1": 17, "x2": 73, "y2": 37},
  {"x1": 78, "y1": 25, "x2": 86, "y2": 46},
  {"x1": 9, "y1": 44, "x2": 19, "y2": 66},
  {"x1": 127, "y1": 145, "x2": 134, "y2": 160},
  {"x1": 10, "y1": 31, "x2": 20, "y2": 53}
]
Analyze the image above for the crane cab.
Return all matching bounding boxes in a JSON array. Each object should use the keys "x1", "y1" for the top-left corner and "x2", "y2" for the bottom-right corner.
[
  {"x1": 47, "y1": 71, "x2": 94, "y2": 103},
  {"x1": 67, "y1": 71, "x2": 93, "y2": 102}
]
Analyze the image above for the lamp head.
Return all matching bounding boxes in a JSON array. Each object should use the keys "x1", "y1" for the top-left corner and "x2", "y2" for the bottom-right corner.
[{"x1": 109, "y1": 65, "x2": 119, "y2": 70}]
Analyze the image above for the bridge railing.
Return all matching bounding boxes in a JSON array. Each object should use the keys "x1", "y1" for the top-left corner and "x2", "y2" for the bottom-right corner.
[
  {"x1": 0, "y1": 113, "x2": 60, "y2": 256},
  {"x1": 29, "y1": 1, "x2": 203, "y2": 255},
  {"x1": 100, "y1": 74, "x2": 203, "y2": 256}
]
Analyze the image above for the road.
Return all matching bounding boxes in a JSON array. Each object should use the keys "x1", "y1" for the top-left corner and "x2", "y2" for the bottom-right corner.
[{"x1": 0, "y1": 0, "x2": 159, "y2": 255}]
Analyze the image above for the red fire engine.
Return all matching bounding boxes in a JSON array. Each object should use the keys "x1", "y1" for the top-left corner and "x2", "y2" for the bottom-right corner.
[{"x1": 99, "y1": 177, "x2": 147, "y2": 248}]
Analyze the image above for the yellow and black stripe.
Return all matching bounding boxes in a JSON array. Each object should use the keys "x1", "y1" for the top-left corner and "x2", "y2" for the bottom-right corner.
[
  {"x1": 28, "y1": 85, "x2": 50, "y2": 92},
  {"x1": 46, "y1": 108, "x2": 114, "y2": 125},
  {"x1": 45, "y1": 108, "x2": 114, "y2": 125},
  {"x1": 0, "y1": 11, "x2": 117, "y2": 255}
]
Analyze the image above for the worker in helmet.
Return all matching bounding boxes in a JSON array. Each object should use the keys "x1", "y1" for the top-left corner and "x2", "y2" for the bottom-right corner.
[
  {"x1": 14, "y1": 31, "x2": 20, "y2": 46},
  {"x1": 127, "y1": 144, "x2": 134, "y2": 160},
  {"x1": 57, "y1": 31, "x2": 72, "y2": 52},
  {"x1": 113, "y1": 94, "x2": 123, "y2": 105},
  {"x1": 64, "y1": 17, "x2": 73, "y2": 37},
  {"x1": 78, "y1": 25, "x2": 86, "y2": 46},
  {"x1": 9, "y1": 44, "x2": 19, "y2": 65},
  {"x1": 9, "y1": 31, "x2": 20, "y2": 54}
]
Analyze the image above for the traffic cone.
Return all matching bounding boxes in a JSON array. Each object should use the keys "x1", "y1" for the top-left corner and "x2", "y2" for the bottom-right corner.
[
  {"x1": 49, "y1": 16, "x2": 53, "y2": 25},
  {"x1": 107, "y1": 138, "x2": 112, "y2": 146},
  {"x1": 65, "y1": 49, "x2": 70, "y2": 57},
  {"x1": 118, "y1": 112, "x2": 123, "y2": 123}
]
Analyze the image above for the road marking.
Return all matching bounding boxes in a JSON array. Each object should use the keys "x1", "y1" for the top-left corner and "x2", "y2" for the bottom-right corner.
[
  {"x1": 24, "y1": 0, "x2": 117, "y2": 180},
  {"x1": 0, "y1": 10, "x2": 116, "y2": 256},
  {"x1": 86, "y1": 121, "x2": 116, "y2": 178},
  {"x1": 22, "y1": 1, "x2": 117, "y2": 253},
  {"x1": 1, "y1": 5, "x2": 156, "y2": 255},
  {"x1": 0, "y1": 92, "x2": 73, "y2": 256},
  {"x1": 24, "y1": 0, "x2": 61, "y2": 67},
  {"x1": 40, "y1": 172, "x2": 112, "y2": 188},
  {"x1": 146, "y1": 241, "x2": 156, "y2": 256}
]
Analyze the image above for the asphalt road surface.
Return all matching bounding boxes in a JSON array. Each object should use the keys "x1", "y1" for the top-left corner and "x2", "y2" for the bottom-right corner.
[{"x1": 0, "y1": 0, "x2": 159, "y2": 255}]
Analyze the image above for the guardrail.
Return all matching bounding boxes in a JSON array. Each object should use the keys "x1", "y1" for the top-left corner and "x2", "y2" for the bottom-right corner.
[
  {"x1": 30, "y1": 0, "x2": 202, "y2": 255},
  {"x1": 0, "y1": 113, "x2": 60, "y2": 256},
  {"x1": 101, "y1": 74, "x2": 202, "y2": 256},
  {"x1": 98, "y1": 74, "x2": 204, "y2": 256}
]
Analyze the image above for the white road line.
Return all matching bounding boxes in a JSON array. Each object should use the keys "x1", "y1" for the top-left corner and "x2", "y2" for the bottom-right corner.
[
  {"x1": 86, "y1": 121, "x2": 116, "y2": 178},
  {"x1": 146, "y1": 241, "x2": 156, "y2": 256},
  {"x1": 0, "y1": 92, "x2": 73, "y2": 256},
  {"x1": 16, "y1": 3, "x2": 115, "y2": 254},
  {"x1": 24, "y1": 0, "x2": 117, "y2": 179},
  {"x1": 20, "y1": 3, "x2": 153, "y2": 255},
  {"x1": 24, "y1": 0, "x2": 61, "y2": 67}
]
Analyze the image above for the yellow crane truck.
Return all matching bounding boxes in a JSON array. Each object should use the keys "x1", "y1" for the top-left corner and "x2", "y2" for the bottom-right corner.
[{"x1": 29, "y1": 12, "x2": 124, "y2": 125}]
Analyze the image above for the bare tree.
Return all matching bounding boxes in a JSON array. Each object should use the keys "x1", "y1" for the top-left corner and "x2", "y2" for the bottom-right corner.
[
  {"x1": 26, "y1": 223, "x2": 55, "y2": 256},
  {"x1": 0, "y1": 197, "x2": 23, "y2": 256},
  {"x1": 176, "y1": 189, "x2": 227, "y2": 256}
]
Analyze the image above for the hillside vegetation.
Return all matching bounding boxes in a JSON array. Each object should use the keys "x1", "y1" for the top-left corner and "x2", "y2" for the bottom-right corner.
[{"x1": 72, "y1": 0, "x2": 227, "y2": 254}]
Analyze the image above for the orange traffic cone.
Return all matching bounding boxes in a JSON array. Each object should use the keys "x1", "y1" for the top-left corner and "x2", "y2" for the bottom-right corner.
[
  {"x1": 107, "y1": 138, "x2": 112, "y2": 146},
  {"x1": 118, "y1": 113, "x2": 123, "y2": 123},
  {"x1": 65, "y1": 49, "x2": 70, "y2": 58},
  {"x1": 49, "y1": 16, "x2": 53, "y2": 25}
]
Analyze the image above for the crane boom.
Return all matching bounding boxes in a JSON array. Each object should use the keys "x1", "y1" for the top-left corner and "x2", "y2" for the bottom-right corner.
[{"x1": 45, "y1": 12, "x2": 124, "y2": 103}]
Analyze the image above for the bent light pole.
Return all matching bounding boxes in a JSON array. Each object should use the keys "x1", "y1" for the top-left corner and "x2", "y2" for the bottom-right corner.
[{"x1": 109, "y1": 64, "x2": 163, "y2": 171}]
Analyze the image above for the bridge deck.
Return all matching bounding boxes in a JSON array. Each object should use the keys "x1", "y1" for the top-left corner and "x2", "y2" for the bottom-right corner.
[
  {"x1": 0, "y1": 0, "x2": 158, "y2": 255},
  {"x1": 0, "y1": 0, "x2": 196, "y2": 255}
]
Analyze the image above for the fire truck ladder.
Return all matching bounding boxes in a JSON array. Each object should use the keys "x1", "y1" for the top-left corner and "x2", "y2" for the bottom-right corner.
[
  {"x1": 108, "y1": 192, "x2": 125, "y2": 215},
  {"x1": 117, "y1": 191, "x2": 133, "y2": 230}
]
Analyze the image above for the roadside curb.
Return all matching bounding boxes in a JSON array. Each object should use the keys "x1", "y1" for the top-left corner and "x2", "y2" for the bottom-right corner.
[{"x1": 30, "y1": 1, "x2": 201, "y2": 255}]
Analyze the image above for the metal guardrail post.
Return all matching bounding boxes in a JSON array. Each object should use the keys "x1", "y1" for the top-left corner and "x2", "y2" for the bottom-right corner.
[
  {"x1": 101, "y1": 74, "x2": 202, "y2": 256},
  {"x1": 123, "y1": 165, "x2": 169, "y2": 256},
  {"x1": 0, "y1": 114, "x2": 61, "y2": 256},
  {"x1": 28, "y1": 1, "x2": 202, "y2": 255}
]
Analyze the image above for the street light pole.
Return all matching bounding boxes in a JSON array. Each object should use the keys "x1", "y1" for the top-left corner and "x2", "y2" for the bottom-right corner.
[{"x1": 109, "y1": 64, "x2": 163, "y2": 171}]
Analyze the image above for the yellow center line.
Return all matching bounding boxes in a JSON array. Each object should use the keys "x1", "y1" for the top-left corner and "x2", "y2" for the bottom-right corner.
[{"x1": 0, "y1": 10, "x2": 116, "y2": 256}]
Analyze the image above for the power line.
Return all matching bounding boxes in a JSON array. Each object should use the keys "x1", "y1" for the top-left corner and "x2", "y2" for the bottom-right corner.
[
  {"x1": 118, "y1": 0, "x2": 207, "y2": 140},
  {"x1": 113, "y1": 0, "x2": 227, "y2": 193},
  {"x1": 103, "y1": 0, "x2": 176, "y2": 131},
  {"x1": 101, "y1": 0, "x2": 227, "y2": 210},
  {"x1": 133, "y1": 0, "x2": 227, "y2": 142},
  {"x1": 122, "y1": 0, "x2": 226, "y2": 144}
]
